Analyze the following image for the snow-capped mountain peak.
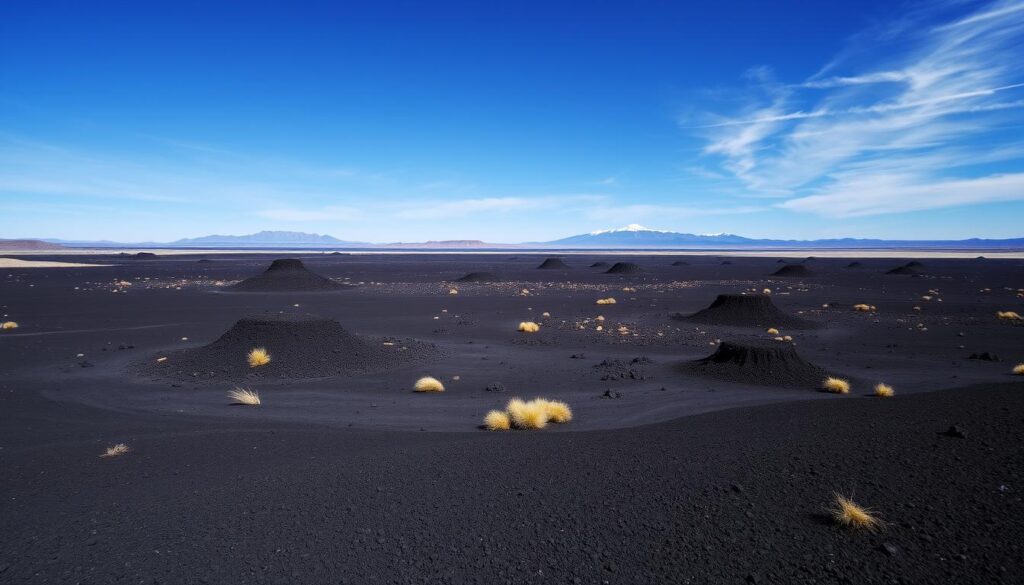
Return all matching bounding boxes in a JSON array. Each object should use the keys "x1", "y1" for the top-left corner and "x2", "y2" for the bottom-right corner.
[{"x1": 589, "y1": 224, "x2": 664, "y2": 236}]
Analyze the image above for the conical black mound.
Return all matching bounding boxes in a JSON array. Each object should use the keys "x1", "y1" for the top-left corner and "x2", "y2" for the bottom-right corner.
[
  {"x1": 671, "y1": 260, "x2": 689, "y2": 266},
  {"x1": 885, "y1": 263, "x2": 920, "y2": 275},
  {"x1": 536, "y1": 258, "x2": 570, "y2": 269},
  {"x1": 677, "y1": 293, "x2": 814, "y2": 328},
  {"x1": 682, "y1": 341, "x2": 829, "y2": 388},
  {"x1": 228, "y1": 259, "x2": 346, "y2": 292},
  {"x1": 590, "y1": 261, "x2": 610, "y2": 268},
  {"x1": 455, "y1": 271, "x2": 498, "y2": 282},
  {"x1": 139, "y1": 313, "x2": 435, "y2": 381},
  {"x1": 605, "y1": 262, "x2": 641, "y2": 274},
  {"x1": 772, "y1": 264, "x2": 812, "y2": 277},
  {"x1": 846, "y1": 261, "x2": 864, "y2": 269}
]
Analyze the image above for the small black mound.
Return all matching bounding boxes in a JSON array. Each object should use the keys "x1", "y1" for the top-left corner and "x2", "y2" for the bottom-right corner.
[
  {"x1": 133, "y1": 252, "x2": 157, "y2": 258},
  {"x1": 905, "y1": 261, "x2": 924, "y2": 268},
  {"x1": 678, "y1": 293, "x2": 814, "y2": 328},
  {"x1": 536, "y1": 258, "x2": 570, "y2": 269},
  {"x1": 721, "y1": 260, "x2": 732, "y2": 265},
  {"x1": 590, "y1": 261, "x2": 610, "y2": 268},
  {"x1": 605, "y1": 262, "x2": 641, "y2": 274},
  {"x1": 198, "y1": 258, "x2": 213, "y2": 263},
  {"x1": 139, "y1": 313, "x2": 434, "y2": 381},
  {"x1": 455, "y1": 271, "x2": 498, "y2": 283},
  {"x1": 846, "y1": 261, "x2": 864, "y2": 269},
  {"x1": 682, "y1": 341, "x2": 829, "y2": 388},
  {"x1": 772, "y1": 264, "x2": 813, "y2": 277},
  {"x1": 228, "y1": 259, "x2": 346, "y2": 292},
  {"x1": 885, "y1": 263, "x2": 920, "y2": 275},
  {"x1": 671, "y1": 260, "x2": 689, "y2": 266}
]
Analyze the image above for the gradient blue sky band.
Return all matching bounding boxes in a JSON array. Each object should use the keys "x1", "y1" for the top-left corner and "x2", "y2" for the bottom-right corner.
[{"x1": 2, "y1": 0, "x2": 1022, "y2": 242}]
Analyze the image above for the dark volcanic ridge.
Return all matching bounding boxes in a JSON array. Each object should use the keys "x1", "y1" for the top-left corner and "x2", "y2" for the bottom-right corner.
[
  {"x1": 886, "y1": 263, "x2": 921, "y2": 275},
  {"x1": 454, "y1": 271, "x2": 499, "y2": 283},
  {"x1": 227, "y1": 259, "x2": 348, "y2": 292},
  {"x1": 589, "y1": 261, "x2": 610, "y2": 268},
  {"x1": 676, "y1": 293, "x2": 815, "y2": 329},
  {"x1": 137, "y1": 313, "x2": 437, "y2": 381},
  {"x1": 681, "y1": 341, "x2": 831, "y2": 389},
  {"x1": 605, "y1": 262, "x2": 642, "y2": 274},
  {"x1": 772, "y1": 264, "x2": 813, "y2": 277},
  {"x1": 536, "y1": 258, "x2": 570, "y2": 269}
]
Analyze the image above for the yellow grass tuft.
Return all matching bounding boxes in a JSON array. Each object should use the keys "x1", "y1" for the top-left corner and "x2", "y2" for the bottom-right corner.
[
  {"x1": 1013, "y1": 363, "x2": 1024, "y2": 375},
  {"x1": 483, "y1": 410, "x2": 511, "y2": 431},
  {"x1": 873, "y1": 383, "x2": 895, "y2": 397},
  {"x1": 506, "y1": 398, "x2": 548, "y2": 429},
  {"x1": 595, "y1": 297, "x2": 617, "y2": 305},
  {"x1": 766, "y1": 327, "x2": 780, "y2": 335},
  {"x1": 517, "y1": 321, "x2": 541, "y2": 333},
  {"x1": 823, "y1": 377, "x2": 851, "y2": 394},
  {"x1": 543, "y1": 400, "x2": 573, "y2": 423},
  {"x1": 1, "y1": 321, "x2": 18, "y2": 330},
  {"x1": 228, "y1": 386, "x2": 261, "y2": 405},
  {"x1": 100, "y1": 443, "x2": 130, "y2": 458},
  {"x1": 763, "y1": 288, "x2": 772, "y2": 295},
  {"x1": 831, "y1": 493, "x2": 882, "y2": 531},
  {"x1": 997, "y1": 311, "x2": 1022, "y2": 320},
  {"x1": 852, "y1": 304, "x2": 876, "y2": 312},
  {"x1": 247, "y1": 347, "x2": 271, "y2": 368},
  {"x1": 414, "y1": 376, "x2": 445, "y2": 392}
]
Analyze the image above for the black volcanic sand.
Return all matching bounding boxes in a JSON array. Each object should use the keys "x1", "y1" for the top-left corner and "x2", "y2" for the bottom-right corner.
[
  {"x1": 536, "y1": 257, "x2": 570, "y2": 269},
  {"x1": 455, "y1": 271, "x2": 499, "y2": 282},
  {"x1": 2, "y1": 252, "x2": 1024, "y2": 583},
  {"x1": 682, "y1": 341, "x2": 831, "y2": 388},
  {"x1": 228, "y1": 258, "x2": 348, "y2": 292},
  {"x1": 605, "y1": 261, "x2": 642, "y2": 274},
  {"x1": 772, "y1": 263, "x2": 813, "y2": 277},
  {"x1": 135, "y1": 313, "x2": 437, "y2": 381},
  {"x1": 679, "y1": 293, "x2": 815, "y2": 328}
]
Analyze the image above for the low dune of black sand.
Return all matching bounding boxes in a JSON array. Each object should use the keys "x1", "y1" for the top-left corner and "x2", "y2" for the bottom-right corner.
[
  {"x1": 605, "y1": 261, "x2": 641, "y2": 274},
  {"x1": 590, "y1": 261, "x2": 609, "y2": 268},
  {"x1": 846, "y1": 261, "x2": 864, "y2": 269},
  {"x1": 455, "y1": 271, "x2": 499, "y2": 282},
  {"x1": 677, "y1": 293, "x2": 815, "y2": 328},
  {"x1": 886, "y1": 263, "x2": 921, "y2": 275},
  {"x1": 536, "y1": 257, "x2": 570, "y2": 269},
  {"x1": 137, "y1": 313, "x2": 436, "y2": 381},
  {"x1": 228, "y1": 258, "x2": 348, "y2": 292},
  {"x1": 682, "y1": 341, "x2": 830, "y2": 388},
  {"x1": 671, "y1": 260, "x2": 689, "y2": 266},
  {"x1": 772, "y1": 263, "x2": 813, "y2": 277}
]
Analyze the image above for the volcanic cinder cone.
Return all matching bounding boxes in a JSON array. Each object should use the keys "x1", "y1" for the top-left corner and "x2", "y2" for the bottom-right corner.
[
  {"x1": 228, "y1": 259, "x2": 345, "y2": 292},
  {"x1": 682, "y1": 341, "x2": 830, "y2": 388},
  {"x1": 590, "y1": 261, "x2": 610, "y2": 268},
  {"x1": 455, "y1": 271, "x2": 498, "y2": 282},
  {"x1": 142, "y1": 313, "x2": 434, "y2": 380},
  {"x1": 536, "y1": 258, "x2": 570, "y2": 269},
  {"x1": 671, "y1": 260, "x2": 689, "y2": 266},
  {"x1": 846, "y1": 261, "x2": 864, "y2": 269},
  {"x1": 772, "y1": 264, "x2": 813, "y2": 277},
  {"x1": 885, "y1": 263, "x2": 920, "y2": 275},
  {"x1": 605, "y1": 262, "x2": 641, "y2": 274},
  {"x1": 679, "y1": 293, "x2": 814, "y2": 328}
]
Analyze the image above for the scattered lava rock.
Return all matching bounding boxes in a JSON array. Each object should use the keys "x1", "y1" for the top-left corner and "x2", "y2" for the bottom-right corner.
[
  {"x1": 944, "y1": 425, "x2": 967, "y2": 438},
  {"x1": 536, "y1": 258, "x2": 570, "y2": 269},
  {"x1": 594, "y1": 357, "x2": 651, "y2": 380},
  {"x1": 601, "y1": 389, "x2": 623, "y2": 399},
  {"x1": 677, "y1": 293, "x2": 814, "y2": 328},
  {"x1": 969, "y1": 352, "x2": 1000, "y2": 361},
  {"x1": 605, "y1": 262, "x2": 641, "y2": 275},
  {"x1": 228, "y1": 259, "x2": 348, "y2": 292},
  {"x1": 682, "y1": 341, "x2": 831, "y2": 389},
  {"x1": 484, "y1": 382, "x2": 506, "y2": 392}
]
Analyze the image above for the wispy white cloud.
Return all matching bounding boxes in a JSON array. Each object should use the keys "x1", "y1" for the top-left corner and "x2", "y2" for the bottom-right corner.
[
  {"x1": 255, "y1": 206, "x2": 365, "y2": 222},
  {"x1": 693, "y1": 0, "x2": 1024, "y2": 217}
]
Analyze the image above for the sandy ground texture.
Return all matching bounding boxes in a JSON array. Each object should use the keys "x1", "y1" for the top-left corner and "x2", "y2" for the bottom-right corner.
[{"x1": 1, "y1": 252, "x2": 1022, "y2": 583}]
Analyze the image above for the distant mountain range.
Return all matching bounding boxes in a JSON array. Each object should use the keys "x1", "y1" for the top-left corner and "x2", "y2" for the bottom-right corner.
[{"x1": 14, "y1": 226, "x2": 1024, "y2": 250}]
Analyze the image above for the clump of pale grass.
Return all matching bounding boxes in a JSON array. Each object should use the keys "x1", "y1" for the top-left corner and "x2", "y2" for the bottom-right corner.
[
  {"x1": 766, "y1": 327, "x2": 780, "y2": 335},
  {"x1": 247, "y1": 347, "x2": 271, "y2": 368},
  {"x1": 414, "y1": 376, "x2": 445, "y2": 392},
  {"x1": 1, "y1": 321, "x2": 18, "y2": 330},
  {"x1": 517, "y1": 321, "x2": 541, "y2": 333},
  {"x1": 852, "y1": 304, "x2": 876, "y2": 312},
  {"x1": 595, "y1": 297, "x2": 617, "y2": 305},
  {"x1": 506, "y1": 398, "x2": 548, "y2": 429},
  {"x1": 228, "y1": 386, "x2": 261, "y2": 405},
  {"x1": 997, "y1": 311, "x2": 1022, "y2": 320},
  {"x1": 1012, "y1": 363, "x2": 1024, "y2": 375},
  {"x1": 543, "y1": 400, "x2": 573, "y2": 423},
  {"x1": 831, "y1": 493, "x2": 882, "y2": 531},
  {"x1": 100, "y1": 443, "x2": 130, "y2": 458},
  {"x1": 483, "y1": 410, "x2": 511, "y2": 431},
  {"x1": 823, "y1": 377, "x2": 850, "y2": 394},
  {"x1": 873, "y1": 383, "x2": 894, "y2": 397}
]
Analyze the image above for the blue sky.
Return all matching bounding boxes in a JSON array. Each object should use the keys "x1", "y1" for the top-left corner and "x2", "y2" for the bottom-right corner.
[{"x1": 2, "y1": 0, "x2": 1023, "y2": 243}]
